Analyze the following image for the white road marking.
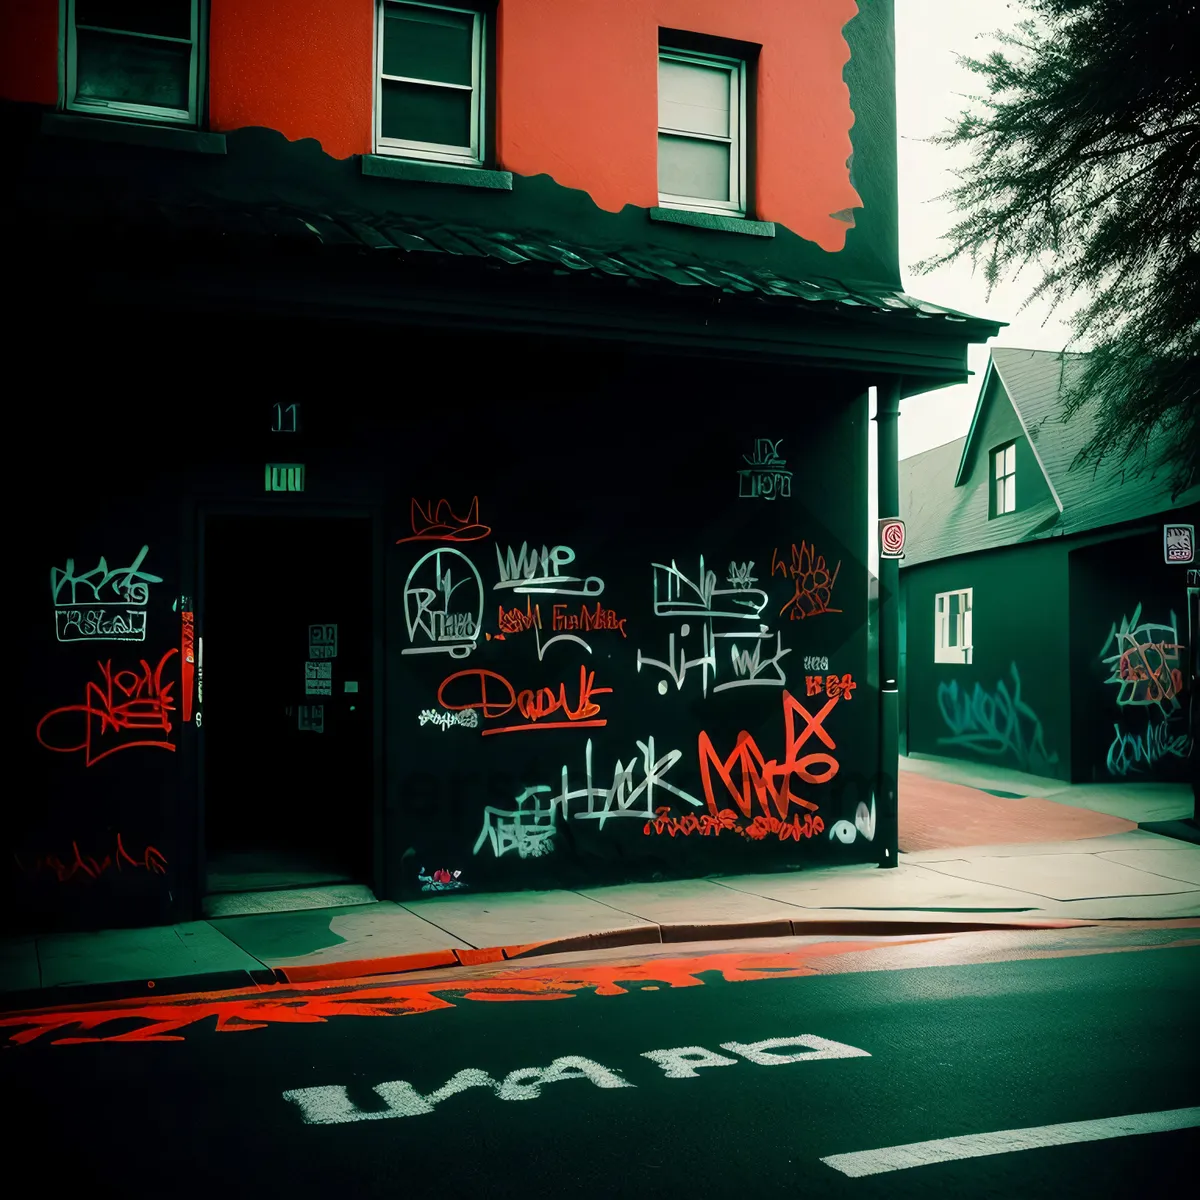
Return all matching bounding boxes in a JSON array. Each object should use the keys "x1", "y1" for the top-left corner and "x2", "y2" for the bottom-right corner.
[{"x1": 820, "y1": 1107, "x2": 1200, "y2": 1177}]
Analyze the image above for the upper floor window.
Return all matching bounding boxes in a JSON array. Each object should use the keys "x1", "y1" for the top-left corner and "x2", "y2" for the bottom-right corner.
[
  {"x1": 658, "y1": 47, "x2": 747, "y2": 216},
  {"x1": 991, "y1": 442, "x2": 1017, "y2": 516},
  {"x1": 376, "y1": 1, "x2": 486, "y2": 165},
  {"x1": 66, "y1": 0, "x2": 204, "y2": 126},
  {"x1": 935, "y1": 588, "x2": 973, "y2": 664}
]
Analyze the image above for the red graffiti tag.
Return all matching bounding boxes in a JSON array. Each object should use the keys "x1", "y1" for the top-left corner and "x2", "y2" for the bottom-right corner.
[
  {"x1": 396, "y1": 497, "x2": 491, "y2": 543},
  {"x1": 181, "y1": 612, "x2": 195, "y2": 724},
  {"x1": 36, "y1": 649, "x2": 178, "y2": 766},
  {"x1": 806, "y1": 672, "x2": 857, "y2": 700},
  {"x1": 15, "y1": 833, "x2": 167, "y2": 884},
  {"x1": 771, "y1": 541, "x2": 842, "y2": 619},
  {"x1": 698, "y1": 691, "x2": 840, "y2": 821},
  {"x1": 437, "y1": 665, "x2": 612, "y2": 736},
  {"x1": 497, "y1": 598, "x2": 542, "y2": 634},
  {"x1": 641, "y1": 805, "x2": 825, "y2": 842}
]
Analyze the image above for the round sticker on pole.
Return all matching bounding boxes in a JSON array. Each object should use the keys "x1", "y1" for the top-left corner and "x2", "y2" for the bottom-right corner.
[{"x1": 879, "y1": 518, "x2": 906, "y2": 560}]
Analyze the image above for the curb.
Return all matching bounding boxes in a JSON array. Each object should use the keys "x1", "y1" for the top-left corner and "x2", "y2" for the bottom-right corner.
[{"x1": 0, "y1": 915, "x2": 1092, "y2": 1014}]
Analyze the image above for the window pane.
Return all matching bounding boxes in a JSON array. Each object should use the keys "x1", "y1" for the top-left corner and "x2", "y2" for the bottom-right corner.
[
  {"x1": 381, "y1": 79, "x2": 471, "y2": 147},
  {"x1": 1005, "y1": 443, "x2": 1016, "y2": 473},
  {"x1": 659, "y1": 59, "x2": 730, "y2": 137},
  {"x1": 995, "y1": 450, "x2": 1004, "y2": 478},
  {"x1": 76, "y1": 28, "x2": 190, "y2": 110},
  {"x1": 659, "y1": 133, "x2": 730, "y2": 201},
  {"x1": 383, "y1": 5, "x2": 474, "y2": 86},
  {"x1": 76, "y1": 0, "x2": 192, "y2": 41}
]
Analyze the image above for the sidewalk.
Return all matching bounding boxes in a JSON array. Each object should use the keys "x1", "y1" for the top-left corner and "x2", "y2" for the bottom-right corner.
[{"x1": 4, "y1": 766, "x2": 1198, "y2": 1012}]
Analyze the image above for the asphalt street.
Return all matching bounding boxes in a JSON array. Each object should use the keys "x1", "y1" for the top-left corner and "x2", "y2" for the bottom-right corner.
[{"x1": 3, "y1": 926, "x2": 1198, "y2": 1198}]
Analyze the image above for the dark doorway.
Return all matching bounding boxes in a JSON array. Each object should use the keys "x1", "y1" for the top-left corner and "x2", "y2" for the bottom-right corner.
[{"x1": 203, "y1": 515, "x2": 374, "y2": 894}]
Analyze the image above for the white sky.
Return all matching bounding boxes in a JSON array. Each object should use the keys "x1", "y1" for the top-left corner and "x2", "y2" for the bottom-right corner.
[{"x1": 867, "y1": 0, "x2": 1080, "y2": 574}]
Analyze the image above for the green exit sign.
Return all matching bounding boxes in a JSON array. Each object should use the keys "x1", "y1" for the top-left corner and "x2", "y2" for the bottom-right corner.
[{"x1": 266, "y1": 464, "x2": 305, "y2": 492}]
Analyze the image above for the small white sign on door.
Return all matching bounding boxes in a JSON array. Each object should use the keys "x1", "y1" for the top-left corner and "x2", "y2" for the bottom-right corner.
[{"x1": 305, "y1": 660, "x2": 333, "y2": 695}]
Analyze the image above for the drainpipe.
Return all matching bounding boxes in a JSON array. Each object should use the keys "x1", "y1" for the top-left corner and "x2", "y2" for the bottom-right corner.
[{"x1": 875, "y1": 378, "x2": 902, "y2": 868}]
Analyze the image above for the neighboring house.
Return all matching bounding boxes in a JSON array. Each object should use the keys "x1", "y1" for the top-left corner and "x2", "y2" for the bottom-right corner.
[
  {"x1": 5, "y1": 0, "x2": 999, "y2": 934},
  {"x1": 900, "y1": 347, "x2": 1198, "y2": 785}
]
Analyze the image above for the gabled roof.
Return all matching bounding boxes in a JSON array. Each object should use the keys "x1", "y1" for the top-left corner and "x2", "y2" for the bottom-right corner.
[{"x1": 900, "y1": 346, "x2": 1196, "y2": 567}]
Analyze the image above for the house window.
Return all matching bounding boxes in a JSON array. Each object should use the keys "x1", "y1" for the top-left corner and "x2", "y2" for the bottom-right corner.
[
  {"x1": 658, "y1": 47, "x2": 747, "y2": 216},
  {"x1": 935, "y1": 588, "x2": 973, "y2": 664},
  {"x1": 376, "y1": 1, "x2": 486, "y2": 165},
  {"x1": 992, "y1": 442, "x2": 1017, "y2": 516},
  {"x1": 66, "y1": 0, "x2": 203, "y2": 126}
]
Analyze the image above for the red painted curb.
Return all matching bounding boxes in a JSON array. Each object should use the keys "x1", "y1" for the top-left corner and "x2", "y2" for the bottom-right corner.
[{"x1": 268, "y1": 916, "x2": 1093, "y2": 985}]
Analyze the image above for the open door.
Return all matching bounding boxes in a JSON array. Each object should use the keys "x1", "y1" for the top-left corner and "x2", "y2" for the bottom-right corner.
[{"x1": 202, "y1": 515, "x2": 373, "y2": 897}]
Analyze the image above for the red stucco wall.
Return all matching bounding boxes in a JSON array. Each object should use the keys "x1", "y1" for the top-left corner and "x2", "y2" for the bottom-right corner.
[
  {"x1": 4, "y1": 0, "x2": 866, "y2": 251},
  {"x1": 1, "y1": 1, "x2": 59, "y2": 106},
  {"x1": 209, "y1": 0, "x2": 374, "y2": 162},
  {"x1": 498, "y1": 0, "x2": 862, "y2": 250}
]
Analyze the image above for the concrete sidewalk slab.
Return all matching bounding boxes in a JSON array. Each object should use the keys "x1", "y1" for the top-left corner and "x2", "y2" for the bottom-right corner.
[
  {"x1": 918, "y1": 854, "x2": 1200, "y2": 903},
  {"x1": 399, "y1": 888, "x2": 659, "y2": 952},
  {"x1": 1095, "y1": 847, "x2": 1200, "y2": 888},
  {"x1": 210, "y1": 901, "x2": 465, "y2": 968},
  {"x1": 36, "y1": 921, "x2": 265, "y2": 989},
  {"x1": 1044, "y1": 784, "x2": 1194, "y2": 824},
  {"x1": 900, "y1": 753, "x2": 1192, "y2": 824},
  {"x1": 715, "y1": 862, "x2": 1048, "y2": 912},
  {"x1": 901, "y1": 830, "x2": 1166, "y2": 862},
  {"x1": 576, "y1": 879, "x2": 799, "y2": 938}
]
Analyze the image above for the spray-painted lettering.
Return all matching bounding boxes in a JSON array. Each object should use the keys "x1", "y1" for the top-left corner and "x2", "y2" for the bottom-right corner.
[
  {"x1": 36, "y1": 649, "x2": 178, "y2": 766},
  {"x1": 936, "y1": 662, "x2": 1058, "y2": 771},
  {"x1": 771, "y1": 542, "x2": 842, "y2": 620}
]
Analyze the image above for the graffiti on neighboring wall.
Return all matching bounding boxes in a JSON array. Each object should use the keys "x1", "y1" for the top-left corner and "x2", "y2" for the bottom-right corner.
[
  {"x1": 52, "y1": 544, "x2": 163, "y2": 642},
  {"x1": 402, "y1": 548, "x2": 484, "y2": 658},
  {"x1": 1099, "y1": 602, "x2": 1185, "y2": 715},
  {"x1": 771, "y1": 542, "x2": 842, "y2": 620},
  {"x1": 15, "y1": 833, "x2": 167, "y2": 883},
  {"x1": 738, "y1": 438, "x2": 793, "y2": 500},
  {"x1": 1105, "y1": 715, "x2": 1192, "y2": 777},
  {"x1": 36, "y1": 648, "x2": 179, "y2": 766},
  {"x1": 936, "y1": 662, "x2": 1059, "y2": 772}
]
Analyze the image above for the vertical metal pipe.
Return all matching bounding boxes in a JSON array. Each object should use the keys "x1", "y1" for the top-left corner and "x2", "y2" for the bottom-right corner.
[{"x1": 876, "y1": 379, "x2": 902, "y2": 867}]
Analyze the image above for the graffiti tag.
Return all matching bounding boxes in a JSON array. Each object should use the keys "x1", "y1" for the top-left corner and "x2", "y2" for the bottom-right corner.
[
  {"x1": 1099, "y1": 602, "x2": 1185, "y2": 714},
  {"x1": 771, "y1": 542, "x2": 842, "y2": 620},
  {"x1": 36, "y1": 649, "x2": 178, "y2": 766},
  {"x1": 936, "y1": 662, "x2": 1059, "y2": 772},
  {"x1": 52, "y1": 544, "x2": 162, "y2": 642},
  {"x1": 1106, "y1": 716, "x2": 1192, "y2": 777}
]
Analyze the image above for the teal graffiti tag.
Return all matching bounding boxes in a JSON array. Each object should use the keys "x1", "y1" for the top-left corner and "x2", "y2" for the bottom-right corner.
[
  {"x1": 1106, "y1": 716, "x2": 1192, "y2": 777},
  {"x1": 936, "y1": 662, "x2": 1059, "y2": 771}
]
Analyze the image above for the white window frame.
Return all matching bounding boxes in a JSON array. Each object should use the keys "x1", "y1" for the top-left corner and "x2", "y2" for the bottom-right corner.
[
  {"x1": 375, "y1": 0, "x2": 485, "y2": 166},
  {"x1": 992, "y1": 441, "x2": 1017, "y2": 516},
  {"x1": 65, "y1": 0, "x2": 204, "y2": 126},
  {"x1": 657, "y1": 47, "x2": 747, "y2": 217},
  {"x1": 935, "y1": 588, "x2": 973, "y2": 665}
]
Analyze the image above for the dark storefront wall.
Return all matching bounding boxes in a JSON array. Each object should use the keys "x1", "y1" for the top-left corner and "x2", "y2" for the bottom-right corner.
[
  {"x1": 903, "y1": 541, "x2": 1072, "y2": 781},
  {"x1": 1069, "y1": 530, "x2": 1194, "y2": 784},
  {"x1": 14, "y1": 324, "x2": 881, "y2": 931},
  {"x1": 384, "y1": 351, "x2": 879, "y2": 898},
  {"x1": 10, "y1": 413, "x2": 186, "y2": 934}
]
